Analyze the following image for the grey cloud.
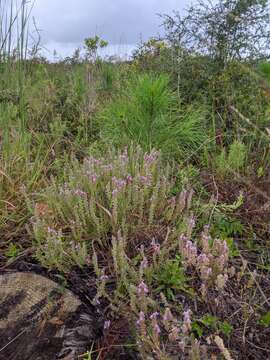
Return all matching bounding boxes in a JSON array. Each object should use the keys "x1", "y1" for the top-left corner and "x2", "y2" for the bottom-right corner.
[
  {"x1": 31, "y1": 0, "x2": 189, "y2": 58},
  {"x1": 32, "y1": 0, "x2": 188, "y2": 44}
]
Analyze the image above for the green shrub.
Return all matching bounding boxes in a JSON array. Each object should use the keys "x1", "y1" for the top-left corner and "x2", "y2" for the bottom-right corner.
[{"x1": 99, "y1": 73, "x2": 206, "y2": 160}]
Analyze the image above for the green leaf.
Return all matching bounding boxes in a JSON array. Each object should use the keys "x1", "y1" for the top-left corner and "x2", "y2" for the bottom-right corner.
[
  {"x1": 218, "y1": 321, "x2": 233, "y2": 337},
  {"x1": 192, "y1": 322, "x2": 204, "y2": 337},
  {"x1": 5, "y1": 243, "x2": 19, "y2": 258},
  {"x1": 201, "y1": 314, "x2": 218, "y2": 328},
  {"x1": 259, "y1": 311, "x2": 270, "y2": 327}
]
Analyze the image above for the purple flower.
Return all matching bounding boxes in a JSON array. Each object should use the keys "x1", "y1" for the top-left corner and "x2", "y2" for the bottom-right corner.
[
  {"x1": 216, "y1": 273, "x2": 228, "y2": 290},
  {"x1": 150, "y1": 312, "x2": 159, "y2": 320},
  {"x1": 47, "y1": 227, "x2": 57, "y2": 235},
  {"x1": 112, "y1": 188, "x2": 118, "y2": 197},
  {"x1": 87, "y1": 172, "x2": 98, "y2": 183},
  {"x1": 136, "y1": 311, "x2": 145, "y2": 326},
  {"x1": 153, "y1": 323, "x2": 161, "y2": 335},
  {"x1": 163, "y1": 308, "x2": 174, "y2": 323},
  {"x1": 179, "y1": 234, "x2": 188, "y2": 242},
  {"x1": 74, "y1": 189, "x2": 87, "y2": 197},
  {"x1": 112, "y1": 177, "x2": 126, "y2": 190},
  {"x1": 93, "y1": 159, "x2": 101, "y2": 166},
  {"x1": 126, "y1": 175, "x2": 133, "y2": 183},
  {"x1": 182, "y1": 309, "x2": 192, "y2": 334},
  {"x1": 137, "y1": 281, "x2": 149, "y2": 296},
  {"x1": 139, "y1": 175, "x2": 152, "y2": 186},
  {"x1": 104, "y1": 320, "x2": 111, "y2": 330},
  {"x1": 144, "y1": 151, "x2": 159, "y2": 165},
  {"x1": 102, "y1": 164, "x2": 113, "y2": 172},
  {"x1": 184, "y1": 240, "x2": 197, "y2": 266},
  {"x1": 168, "y1": 197, "x2": 176, "y2": 205},
  {"x1": 200, "y1": 266, "x2": 212, "y2": 280},
  {"x1": 100, "y1": 274, "x2": 109, "y2": 281},
  {"x1": 169, "y1": 326, "x2": 180, "y2": 341},
  {"x1": 85, "y1": 157, "x2": 101, "y2": 166},
  {"x1": 151, "y1": 239, "x2": 161, "y2": 254},
  {"x1": 140, "y1": 257, "x2": 148, "y2": 269},
  {"x1": 59, "y1": 182, "x2": 70, "y2": 195},
  {"x1": 197, "y1": 253, "x2": 209, "y2": 267}
]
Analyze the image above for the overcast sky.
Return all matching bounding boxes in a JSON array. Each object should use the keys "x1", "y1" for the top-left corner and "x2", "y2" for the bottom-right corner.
[{"x1": 31, "y1": 0, "x2": 189, "y2": 59}]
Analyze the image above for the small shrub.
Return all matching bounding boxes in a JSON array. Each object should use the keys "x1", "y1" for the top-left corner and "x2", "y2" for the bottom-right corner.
[
  {"x1": 99, "y1": 73, "x2": 206, "y2": 160},
  {"x1": 32, "y1": 147, "x2": 186, "y2": 271}
]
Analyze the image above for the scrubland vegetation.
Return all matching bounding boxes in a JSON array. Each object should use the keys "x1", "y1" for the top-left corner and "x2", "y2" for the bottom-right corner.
[{"x1": 0, "y1": 0, "x2": 270, "y2": 359}]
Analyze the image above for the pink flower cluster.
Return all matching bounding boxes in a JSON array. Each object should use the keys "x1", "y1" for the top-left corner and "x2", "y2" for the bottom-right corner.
[
  {"x1": 182, "y1": 310, "x2": 192, "y2": 334},
  {"x1": 102, "y1": 164, "x2": 114, "y2": 173},
  {"x1": 73, "y1": 189, "x2": 87, "y2": 197},
  {"x1": 118, "y1": 148, "x2": 128, "y2": 164},
  {"x1": 182, "y1": 229, "x2": 230, "y2": 290},
  {"x1": 85, "y1": 156, "x2": 102, "y2": 167},
  {"x1": 135, "y1": 305, "x2": 194, "y2": 356},
  {"x1": 151, "y1": 238, "x2": 161, "y2": 254},
  {"x1": 144, "y1": 150, "x2": 159, "y2": 165},
  {"x1": 139, "y1": 175, "x2": 152, "y2": 186},
  {"x1": 86, "y1": 171, "x2": 98, "y2": 183},
  {"x1": 137, "y1": 281, "x2": 149, "y2": 296},
  {"x1": 111, "y1": 176, "x2": 128, "y2": 197}
]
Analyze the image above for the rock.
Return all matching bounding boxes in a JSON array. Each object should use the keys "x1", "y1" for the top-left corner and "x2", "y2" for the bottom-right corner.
[{"x1": 0, "y1": 272, "x2": 96, "y2": 360}]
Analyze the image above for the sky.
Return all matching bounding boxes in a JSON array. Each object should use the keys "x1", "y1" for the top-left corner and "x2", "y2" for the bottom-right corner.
[{"x1": 31, "y1": 0, "x2": 189, "y2": 60}]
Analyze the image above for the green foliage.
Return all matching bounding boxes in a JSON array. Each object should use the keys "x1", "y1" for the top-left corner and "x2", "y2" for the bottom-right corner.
[
  {"x1": 5, "y1": 243, "x2": 20, "y2": 258},
  {"x1": 258, "y1": 61, "x2": 270, "y2": 83},
  {"x1": 84, "y1": 36, "x2": 108, "y2": 62},
  {"x1": 228, "y1": 140, "x2": 247, "y2": 172},
  {"x1": 162, "y1": 0, "x2": 270, "y2": 137},
  {"x1": 259, "y1": 311, "x2": 270, "y2": 327},
  {"x1": 192, "y1": 314, "x2": 233, "y2": 338},
  {"x1": 100, "y1": 73, "x2": 206, "y2": 159},
  {"x1": 215, "y1": 140, "x2": 247, "y2": 177},
  {"x1": 98, "y1": 62, "x2": 115, "y2": 91},
  {"x1": 212, "y1": 215, "x2": 244, "y2": 237},
  {"x1": 132, "y1": 38, "x2": 173, "y2": 75},
  {"x1": 154, "y1": 256, "x2": 188, "y2": 299}
]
